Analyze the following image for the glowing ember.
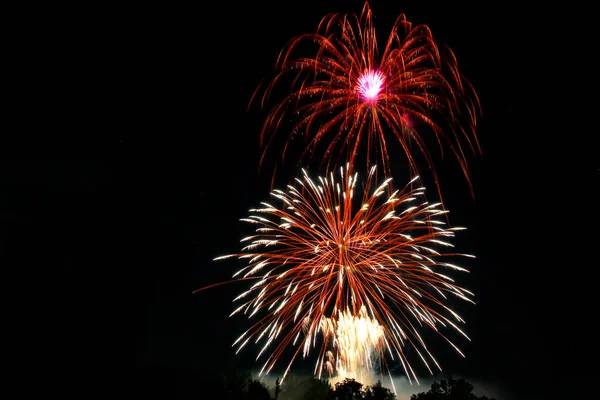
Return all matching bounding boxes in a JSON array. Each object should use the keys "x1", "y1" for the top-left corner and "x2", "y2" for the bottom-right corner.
[
  {"x1": 357, "y1": 70, "x2": 384, "y2": 102},
  {"x1": 321, "y1": 306, "x2": 385, "y2": 383}
]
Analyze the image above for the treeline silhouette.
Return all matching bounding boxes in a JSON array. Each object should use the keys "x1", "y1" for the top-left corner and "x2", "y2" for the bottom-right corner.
[
  {"x1": 136, "y1": 367, "x2": 496, "y2": 400},
  {"x1": 222, "y1": 374, "x2": 497, "y2": 400}
]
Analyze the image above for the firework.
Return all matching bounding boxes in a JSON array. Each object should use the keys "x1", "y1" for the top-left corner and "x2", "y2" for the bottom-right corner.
[
  {"x1": 251, "y1": 1, "x2": 481, "y2": 197},
  {"x1": 320, "y1": 305, "x2": 385, "y2": 384},
  {"x1": 211, "y1": 165, "x2": 475, "y2": 384}
]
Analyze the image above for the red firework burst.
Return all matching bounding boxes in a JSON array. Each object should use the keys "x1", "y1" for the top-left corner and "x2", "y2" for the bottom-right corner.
[{"x1": 251, "y1": 1, "x2": 481, "y2": 198}]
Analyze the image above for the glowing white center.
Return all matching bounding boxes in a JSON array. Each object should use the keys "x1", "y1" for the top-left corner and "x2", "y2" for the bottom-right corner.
[{"x1": 357, "y1": 70, "x2": 384, "y2": 102}]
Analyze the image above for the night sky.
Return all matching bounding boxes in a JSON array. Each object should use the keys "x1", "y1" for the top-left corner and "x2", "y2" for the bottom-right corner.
[{"x1": 3, "y1": 1, "x2": 595, "y2": 399}]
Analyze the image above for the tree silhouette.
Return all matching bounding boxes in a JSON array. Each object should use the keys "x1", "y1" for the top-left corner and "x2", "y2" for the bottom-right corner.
[
  {"x1": 219, "y1": 372, "x2": 272, "y2": 400},
  {"x1": 276, "y1": 376, "x2": 334, "y2": 400},
  {"x1": 274, "y1": 377, "x2": 282, "y2": 400},
  {"x1": 222, "y1": 372, "x2": 251, "y2": 400},
  {"x1": 246, "y1": 379, "x2": 271, "y2": 400},
  {"x1": 333, "y1": 378, "x2": 364, "y2": 400},
  {"x1": 364, "y1": 380, "x2": 396, "y2": 400},
  {"x1": 302, "y1": 377, "x2": 333, "y2": 400},
  {"x1": 410, "y1": 377, "x2": 496, "y2": 400},
  {"x1": 277, "y1": 374, "x2": 304, "y2": 400}
]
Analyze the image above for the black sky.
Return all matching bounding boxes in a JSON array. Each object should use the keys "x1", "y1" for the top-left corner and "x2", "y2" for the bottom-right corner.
[{"x1": 2, "y1": 1, "x2": 596, "y2": 399}]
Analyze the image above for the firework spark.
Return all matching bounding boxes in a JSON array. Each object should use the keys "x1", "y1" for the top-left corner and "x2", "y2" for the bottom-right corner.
[
  {"x1": 251, "y1": 1, "x2": 481, "y2": 197},
  {"x1": 321, "y1": 305, "x2": 385, "y2": 383},
  {"x1": 210, "y1": 165, "x2": 475, "y2": 384}
]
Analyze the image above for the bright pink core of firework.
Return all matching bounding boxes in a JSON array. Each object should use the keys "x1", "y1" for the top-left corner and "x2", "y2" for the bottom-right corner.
[{"x1": 357, "y1": 70, "x2": 384, "y2": 103}]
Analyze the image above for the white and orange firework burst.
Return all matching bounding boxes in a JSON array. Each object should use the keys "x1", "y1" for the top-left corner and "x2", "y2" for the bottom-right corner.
[{"x1": 211, "y1": 165, "x2": 475, "y2": 384}]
